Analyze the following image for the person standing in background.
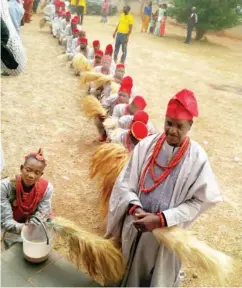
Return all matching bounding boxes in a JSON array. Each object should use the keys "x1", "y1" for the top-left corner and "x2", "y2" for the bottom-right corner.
[
  {"x1": 113, "y1": 5, "x2": 134, "y2": 64},
  {"x1": 185, "y1": 7, "x2": 198, "y2": 44},
  {"x1": 153, "y1": 4, "x2": 167, "y2": 36},
  {"x1": 23, "y1": 0, "x2": 33, "y2": 23},
  {"x1": 100, "y1": 0, "x2": 109, "y2": 24},
  {"x1": 70, "y1": 0, "x2": 86, "y2": 25},
  {"x1": 8, "y1": 0, "x2": 24, "y2": 34},
  {"x1": 32, "y1": 0, "x2": 40, "y2": 13},
  {"x1": 141, "y1": 0, "x2": 152, "y2": 33},
  {"x1": 159, "y1": 4, "x2": 167, "y2": 36}
]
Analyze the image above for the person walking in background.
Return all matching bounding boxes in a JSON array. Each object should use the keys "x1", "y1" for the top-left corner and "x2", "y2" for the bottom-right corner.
[
  {"x1": 159, "y1": 4, "x2": 167, "y2": 36},
  {"x1": 141, "y1": 0, "x2": 152, "y2": 33},
  {"x1": 185, "y1": 7, "x2": 198, "y2": 44},
  {"x1": 113, "y1": 5, "x2": 134, "y2": 64},
  {"x1": 23, "y1": 0, "x2": 33, "y2": 23},
  {"x1": 100, "y1": 0, "x2": 109, "y2": 24},
  {"x1": 8, "y1": 0, "x2": 24, "y2": 34},
  {"x1": 70, "y1": 0, "x2": 86, "y2": 25}
]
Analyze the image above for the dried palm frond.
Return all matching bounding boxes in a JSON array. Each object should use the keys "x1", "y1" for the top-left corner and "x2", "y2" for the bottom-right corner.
[
  {"x1": 93, "y1": 75, "x2": 114, "y2": 89},
  {"x1": 89, "y1": 143, "x2": 130, "y2": 221},
  {"x1": 153, "y1": 226, "x2": 235, "y2": 285},
  {"x1": 72, "y1": 54, "x2": 92, "y2": 74},
  {"x1": 80, "y1": 71, "x2": 103, "y2": 85},
  {"x1": 52, "y1": 217, "x2": 126, "y2": 285},
  {"x1": 81, "y1": 95, "x2": 107, "y2": 119}
]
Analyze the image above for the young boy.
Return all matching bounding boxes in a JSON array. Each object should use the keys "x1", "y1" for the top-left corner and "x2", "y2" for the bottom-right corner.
[
  {"x1": 1, "y1": 149, "x2": 53, "y2": 248},
  {"x1": 89, "y1": 40, "x2": 101, "y2": 60}
]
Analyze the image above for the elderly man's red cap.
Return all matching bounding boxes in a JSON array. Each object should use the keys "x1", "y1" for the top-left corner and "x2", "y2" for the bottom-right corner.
[
  {"x1": 133, "y1": 111, "x2": 149, "y2": 125},
  {"x1": 119, "y1": 76, "x2": 133, "y2": 94},
  {"x1": 79, "y1": 37, "x2": 88, "y2": 44},
  {"x1": 131, "y1": 121, "x2": 148, "y2": 140},
  {"x1": 133, "y1": 96, "x2": 147, "y2": 110},
  {"x1": 166, "y1": 89, "x2": 198, "y2": 120},
  {"x1": 93, "y1": 40, "x2": 100, "y2": 47},
  {"x1": 116, "y1": 63, "x2": 125, "y2": 70},
  {"x1": 65, "y1": 11, "x2": 71, "y2": 16},
  {"x1": 105, "y1": 44, "x2": 113, "y2": 55},
  {"x1": 95, "y1": 50, "x2": 104, "y2": 57}
]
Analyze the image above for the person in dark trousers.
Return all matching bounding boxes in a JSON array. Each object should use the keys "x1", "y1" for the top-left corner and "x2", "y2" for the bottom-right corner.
[
  {"x1": 185, "y1": 7, "x2": 198, "y2": 44},
  {"x1": 70, "y1": 0, "x2": 86, "y2": 25},
  {"x1": 113, "y1": 5, "x2": 134, "y2": 64},
  {"x1": 32, "y1": 0, "x2": 40, "y2": 13}
]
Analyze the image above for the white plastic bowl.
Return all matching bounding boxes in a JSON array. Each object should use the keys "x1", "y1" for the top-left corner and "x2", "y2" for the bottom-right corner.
[{"x1": 21, "y1": 224, "x2": 53, "y2": 263}]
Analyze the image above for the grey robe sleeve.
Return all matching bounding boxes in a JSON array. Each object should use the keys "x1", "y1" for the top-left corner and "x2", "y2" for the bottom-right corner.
[
  {"x1": 106, "y1": 144, "x2": 143, "y2": 237},
  {"x1": 1, "y1": 178, "x2": 21, "y2": 232},
  {"x1": 162, "y1": 159, "x2": 222, "y2": 227},
  {"x1": 36, "y1": 182, "x2": 53, "y2": 215}
]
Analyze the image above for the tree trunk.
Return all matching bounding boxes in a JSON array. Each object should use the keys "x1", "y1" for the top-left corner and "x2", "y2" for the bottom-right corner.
[{"x1": 195, "y1": 27, "x2": 206, "y2": 40}]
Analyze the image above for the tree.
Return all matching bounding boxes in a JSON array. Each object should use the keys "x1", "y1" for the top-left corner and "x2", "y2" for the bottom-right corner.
[{"x1": 168, "y1": 0, "x2": 241, "y2": 40}]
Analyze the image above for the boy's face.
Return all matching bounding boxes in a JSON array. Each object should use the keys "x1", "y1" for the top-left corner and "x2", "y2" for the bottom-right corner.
[
  {"x1": 80, "y1": 43, "x2": 87, "y2": 49},
  {"x1": 95, "y1": 55, "x2": 102, "y2": 64},
  {"x1": 94, "y1": 44, "x2": 100, "y2": 51}
]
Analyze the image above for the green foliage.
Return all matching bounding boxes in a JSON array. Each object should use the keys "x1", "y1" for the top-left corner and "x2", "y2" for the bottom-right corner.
[{"x1": 168, "y1": 0, "x2": 241, "y2": 31}]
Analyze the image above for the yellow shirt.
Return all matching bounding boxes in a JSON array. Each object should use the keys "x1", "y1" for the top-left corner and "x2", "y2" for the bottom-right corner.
[
  {"x1": 71, "y1": 0, "x2": 86, "y2": 7},
  {"x1": 117, "y1": 13, "x2": 134, "y2": 34}
]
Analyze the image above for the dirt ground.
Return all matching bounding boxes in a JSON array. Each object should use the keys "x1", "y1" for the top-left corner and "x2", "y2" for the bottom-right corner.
[{"x1": 1, "y1": 13, "x2": 242, "y2": 287}]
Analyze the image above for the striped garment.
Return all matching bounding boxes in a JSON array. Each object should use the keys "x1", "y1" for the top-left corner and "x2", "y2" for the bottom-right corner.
[{"x1": 1, "y1": 0, "x2": 27, "y2": 76}]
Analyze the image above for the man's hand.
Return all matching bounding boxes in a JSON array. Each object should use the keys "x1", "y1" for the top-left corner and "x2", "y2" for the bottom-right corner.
[
  {"x1": 132, "y1": 207, "x2": 147, "y2": 221},
  {"x1": 28, "y1": 212, "x2": 51, "y2": 227},
  {"x1": 133, "y1": 213, "x2": 161, "y2": 232},
  {"x1": 125, "y1": 36, "x2": 129, "y2": 44}
]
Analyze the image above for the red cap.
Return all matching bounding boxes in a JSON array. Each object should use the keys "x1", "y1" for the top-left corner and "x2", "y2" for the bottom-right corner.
[
  {"x1": 79, "y1": 37, "x2": 88, "y2": 44},
  {"x1": 133, "y1": 111, "x2": 149, "y2": 125},
  {"x1": 105, "y1": 44, "x2": 113, "y2": 55},
  {"x1": 166, "y1": 89, "x2": 199, "y2": 120},
  {"x1": 95, "y1": 50, "x2": 104, "y2": 57},
  {"x1": 116, "y1": 63, "x2": 125, "y2": 70},
  {"x1": 119, "y1": 76, "x2": 133, "y2": 94},
  {"x1": 71, "y1": 17, "x2": 79, "y2": 24},
  {"x1": 93, "y1": 40, "x2": 100, "y2": 47},
  {"x1": 72, "y1": 28, "x2": 79, "y2": 34},
  {"x1": 131, "y1": 121, "x2": 148, "y2": 140},
  {"x1": 133, "y1": 96, "x2": 147, "y2": 110},
  {"x1": 65, "y1": 11, "x2": 71, "y2": 16},
  {"x1": 60, "y1": 1, "x2": 65, "y2": 7},
  {"x1": 55, "y1": 0, "x2": 60, "y2": 7}
]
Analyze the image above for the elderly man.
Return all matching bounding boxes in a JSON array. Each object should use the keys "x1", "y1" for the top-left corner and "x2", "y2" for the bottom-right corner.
[
  {"x1": 185, "y1": 7, "x2": 198, "y2": 44},
  {"x1": 106, "y1": 89, "x2": 222, "y2": 286}
]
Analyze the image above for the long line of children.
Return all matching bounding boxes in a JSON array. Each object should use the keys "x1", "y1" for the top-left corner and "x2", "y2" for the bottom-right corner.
[{"x1": 40, "y1": 0, "x2": 157, "y2": 153}]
